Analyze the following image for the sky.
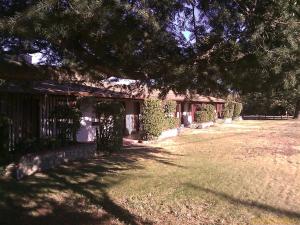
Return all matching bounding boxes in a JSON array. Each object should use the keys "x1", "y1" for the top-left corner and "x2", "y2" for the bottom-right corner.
[{"x1": 30, "y1": 53, "x2": 44, "y2": 64}]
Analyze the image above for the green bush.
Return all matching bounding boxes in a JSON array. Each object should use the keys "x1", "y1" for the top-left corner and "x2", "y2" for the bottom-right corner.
[
  {"x1": 164, "y1": 100, "x2": 176, "y2": 115},
  {"x1": 164, "y1": 117, "x2": 180, "y2": 130},
  {"x1": 163, "y1": 100, "x2": 179, "y2": 130},
  {"x1": 141, "y1": 99, "x2": 165, "y2": 140},
  {"x1": 95, "y1": 101, "x2": 125, "y2": 153},
  {"x1": 50, "y1": 104, "x2": 82, "y2": 145},
  {"x1": 195, "y1": 104, "x2": 216, "y2": 123},
  {"x1": 0, "y1": 115, "x2": 11, "y2": 166},
  {"x1": 233, "y1": 102, "x2": 243, "y2": 118},
  {"x1": 195, "y1": 111, "x2": 210, "y2": 123},
  {"x1": 223, "y1": 101, "x2": 235, "y2": 118},
  {"x1": 203, "y1": 104, "x2": 217, "y2": 121}
]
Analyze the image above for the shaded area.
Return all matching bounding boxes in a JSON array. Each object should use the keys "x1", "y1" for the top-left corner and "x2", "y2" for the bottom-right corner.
[
  {"x1": 0, "y1": 144, "x2": 182, "y2": 225},
  {"x1": 185, "y1": 183, "x2": 300, "y2": 220}
]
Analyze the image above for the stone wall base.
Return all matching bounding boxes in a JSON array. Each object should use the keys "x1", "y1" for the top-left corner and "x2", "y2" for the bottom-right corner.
[
  {"x1": 158, "y1": 128, "x2": 181, "y2": 140},
  {"x1": 6, "y1": 144, "x2": 98, "y2": 180},
  {"x1": 233, "y1": 116, "x2": 243, "y2": 121},
  {"x1": 224, "y1": 118, "x2": 233, "y2": 124},
  {"x1": 190, "y1": 121, "x2": 214, "y2": 129}
]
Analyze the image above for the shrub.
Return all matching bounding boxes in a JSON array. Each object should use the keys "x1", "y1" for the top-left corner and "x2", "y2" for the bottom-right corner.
[
  {"x1": 141, "y1": 99, "x2": 165, "y2": 140},
  {"x1": 164, "y1": 100, "x2": 176, "y2": 115},
  {"x1": 163, "y1": 100, "x2": 179, "y2": 130},
  {"x1": 195, "y1": 104, "x2": 217, "y2": 123},
  {"x1": 0, "y1": 115, "x2": 11, "y2": 166},
  {"x1": 50, "y1": 104, "x2": 82, "y2": 145},
  {"x1": 95, "y1": 101, "x2": 125, "y2": 153},
  {"x1": 233, "y1": 102, "x2": 243, "y2": 118},
  {"x1": 164, "y1": 117, "x2": 180, "y2": 130},
  {"x1": 195, "y1": 111, "x2": 210, "y2": 123},
  {"x1": 202, "y1": 104, "x2": 217, "y2": 121},
  {"x1": 223, "y1": 101, "x2": 235, "y2": 118}
]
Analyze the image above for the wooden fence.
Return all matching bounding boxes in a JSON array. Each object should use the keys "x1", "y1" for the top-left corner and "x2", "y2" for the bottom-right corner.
[{"x1": 242, "y1": 115, "x2": 293, "y2": 120}]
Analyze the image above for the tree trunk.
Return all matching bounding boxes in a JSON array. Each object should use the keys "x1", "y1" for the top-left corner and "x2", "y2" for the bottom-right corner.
[{"x1": 294, "y1": 99, "x2": 300, "y2": 119}]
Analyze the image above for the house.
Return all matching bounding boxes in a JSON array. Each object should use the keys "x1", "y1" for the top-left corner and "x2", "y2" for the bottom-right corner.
[{"x1": 0, "y1": 80, "x2": 225, "y2": 148}]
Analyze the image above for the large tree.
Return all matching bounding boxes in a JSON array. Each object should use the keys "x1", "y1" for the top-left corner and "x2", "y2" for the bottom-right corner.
[
  {"x1": 1, "y1": 0, "x2": 299, "y2": 117},
  {"x1": 173, "y1": 0, "x2": 299, "y2": 117},
  {"x1": 0, "y1": 0, "x2": 181, "y2": 81}
]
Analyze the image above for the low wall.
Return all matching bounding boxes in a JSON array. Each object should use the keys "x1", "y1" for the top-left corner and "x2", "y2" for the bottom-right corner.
[
  {"x1": 158, "y1": 128, "x2": 181, "y2": 140},
  {"x1": 189, "y1": 121, "x2": 214, "y2": 129},
  {"x1": 8, "y1": 144, "x2": 97, "y2": 180},
  {"x1": 233, "y1": 116, "x2": 243, "y2": 121},
  {"x1": 224, "y1": 118, "x2": 232, "y2": 124}
]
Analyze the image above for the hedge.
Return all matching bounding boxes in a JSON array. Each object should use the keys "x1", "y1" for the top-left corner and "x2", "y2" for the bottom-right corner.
[
  {"x1": 164, "y1": 100, "x2": 176, "y2": 115},
  {"x1": 141, "y1": 99, "x2": 165, "y2": 140},
  {"x1": 233, "y1": 102, "x2": 243, "y2": 118},
  {"x1": 95, "y1": 101, "x2": 125, "y2": 153},
  {"x1": 195, "y1": 104, "x2": 217, "y2": 123},
  {"x1": 163, "y1": 100, "x2": 179, "y2": 130},
  {"x1": 195, "y1": 111, "x2": 210, "y2": 123},
  {"x1": 223, "y1": 101, "x2": 235, "y2": 118},
  {"x1": 164, "y1": 117, "x2": 180, "y2": 130}
]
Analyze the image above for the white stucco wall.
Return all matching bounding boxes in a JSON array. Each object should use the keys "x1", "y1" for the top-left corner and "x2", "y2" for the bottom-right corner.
[
  {"x1": 182, "y1": 103, "x2": 192, "y2": 126},
  {"x1": 77, "y1": 99, "x2": 140, "y2": 141},
  {"x1": 77, "y1": 98, "x2": 97, "y2": 142},
  {"x1": 125, "y1": 101, "x2": 135, "y2": 135},
  {"x1": 125, "y1": 101, "x2": 141, "y2": 135}
]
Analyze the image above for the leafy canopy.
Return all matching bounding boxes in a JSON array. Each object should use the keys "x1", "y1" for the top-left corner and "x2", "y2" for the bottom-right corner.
[{"x1": 0, "y1": 0, "x2": 299, "y2": 116}]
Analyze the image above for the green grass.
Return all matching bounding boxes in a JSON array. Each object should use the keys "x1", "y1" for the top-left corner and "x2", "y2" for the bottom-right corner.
[{"x1": 0, "y1": 120, "x2": 300, "y2": 225}]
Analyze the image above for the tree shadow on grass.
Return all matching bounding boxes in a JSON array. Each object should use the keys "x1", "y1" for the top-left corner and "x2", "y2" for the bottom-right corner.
[
  {"x1": 0, "y1": 144, "x2": 183, "y2": 225},
  {"x1": 184, "y1": 183, "x2": 300, "y2": 221}
]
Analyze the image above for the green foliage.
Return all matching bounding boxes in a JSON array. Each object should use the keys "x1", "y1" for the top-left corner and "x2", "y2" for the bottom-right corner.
[
  {"x1": 141, "y1": 99, "x2": 165, "y2": 140},
  {"x1": 164, "y1": 117, "x2": 180, "y2": 130},
  {"x1": 0, "y1": 0, "x2": 182, "y2": 82},
  {"x1": 223, "y1": 102, "x2": 234, "y2": 119},
  {"x1": 163, "y1": 100, "x2": 179, "y2": 130},
  {"x1": 1, "y1": 0, "x2": 299, "y2": 117},
  {"x1": 50, "y1": 104, "x2": 82, "y2": 145},
  {"x1": 203, "y1": 104, "x2": 217, "y2": 121},
  {"x1": 242, "y1": 92, "x2": 296, "y2": 116},
  {"x1": 164, "y1": 100, "x2": 176, "y2": 115},
  {"x1": 95, "y1": 101, "x2": 125, "y2": 153},
  {"x1": 195, "y1": 111, "x2": 210, "y2": 123},
  {"x1": 233, "y1": 102, "x2": 243, "y2": 118},
  {"x1": 195, "y1": 104, "x2": 216, "y2": 123},
  {"x1": 0, "y1": 115, "x2": 11, "y2": 166}
]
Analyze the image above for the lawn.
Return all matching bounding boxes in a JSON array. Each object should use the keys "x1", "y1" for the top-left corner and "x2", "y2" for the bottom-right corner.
[{"x1": 0, "y1": 120, "x2": 300, "y2": 225}]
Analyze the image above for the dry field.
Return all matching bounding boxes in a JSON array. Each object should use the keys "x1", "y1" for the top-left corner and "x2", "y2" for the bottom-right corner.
[{"x1": 0, "y1": 120, "x2": 300, "y2": 225}]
